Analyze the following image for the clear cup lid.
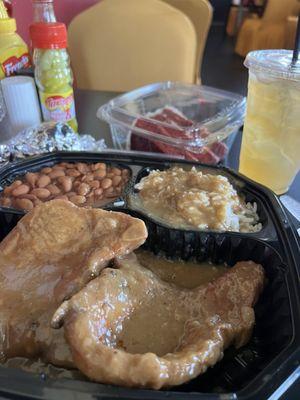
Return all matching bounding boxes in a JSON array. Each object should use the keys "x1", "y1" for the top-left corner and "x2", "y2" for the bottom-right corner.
[{"x1": 244, "y1": 50, "x2": 300, "y2": 81}]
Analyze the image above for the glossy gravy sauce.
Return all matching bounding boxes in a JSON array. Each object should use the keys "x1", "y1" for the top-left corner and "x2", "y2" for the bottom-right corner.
[
  {"x1": 132, "y1": 167, "x2": 245, "y2": 231},
  {"x1": 118, "y1": 250, "x2": 227, "y2": 356},
  {"x1": 136, "y1": 249, "x2": 227, "y2": 288},
  {"x1": 5, "y1": 251, "x2": 227, "y2": 373},
  {"x1": 119, "y1": 290, "x2": 188, "y2": 356}
]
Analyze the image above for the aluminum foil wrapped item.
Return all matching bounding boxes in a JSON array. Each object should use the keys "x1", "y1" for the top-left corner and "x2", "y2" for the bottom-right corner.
[{"x1": 0, "y1": 122, "x2": 107, "y2": 164}]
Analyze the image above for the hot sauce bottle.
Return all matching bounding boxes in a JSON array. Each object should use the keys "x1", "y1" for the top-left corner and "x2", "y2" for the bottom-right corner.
[{"x1": 29, "y1": 22, "x2": 78, "y2": 131}]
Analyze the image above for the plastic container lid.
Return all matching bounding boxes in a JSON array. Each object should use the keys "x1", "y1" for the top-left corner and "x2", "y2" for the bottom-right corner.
[
  {"x1": 30, "y1": 22, "x2": 67, "y2": 49},
  {"x1": 98, "y1": 81, "x2": 246, "y2": 149},
  {"x1": 244, "y1": 50, "x2": 300, "y2": 81}
]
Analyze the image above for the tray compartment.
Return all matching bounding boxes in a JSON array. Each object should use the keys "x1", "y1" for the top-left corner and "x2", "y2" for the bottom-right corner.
[
  {"x1": 129, "y1": 165, "x2": 272, "y2": 241},
  {"x1": 0, "y1": 233, "x2": 297, "y2": 400},
  {"x1": 143, "y1": 235, "x2": 295, "y2": 397},
  {"x1": 0, "y1": 153, "x2": 133, "y2": 240}
]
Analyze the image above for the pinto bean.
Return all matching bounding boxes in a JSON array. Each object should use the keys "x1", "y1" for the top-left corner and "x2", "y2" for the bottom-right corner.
[
  {"x1": 111, "y1": 167, "x2": 122, "y2": 176},
  {"x1": 69, "y1": 195, "x2": 86, "y2": 205},
  {"x1": 94, "y1": 162, "x2": 106, "y2": 170},
  {"x1": 94, "y1": 188, "x2": 103, "y2": 197},
  {"x1": 1, "y1": 197, "x2": 11, "y2": 207},
  {"x1": 49, "y1": 169, "x2": 65, "y2": 179},
  {"x1": 1, "y1": 162, "x2": 128, "y2": 210},
  {"x1": 25, "y1": 173, "x2": 38, "y2": 187},
  {"x1": 86, "y1": 191, "x2": 95, "y2": 198},
  {"x1": 37, "y1": 174, "x2": 51, "y2": 188},
  {"x1": 67, "y1": 191, "x2": 77, "y2": 198},
  {"x1": 20, "y1": 194, "x2": 38, "y2": 201},
  {"x1": 3, "y1": 186, "x2": 12, "y2": 196},
  {"x1": 66, "y1": 169, "x2": 81, "y2": 177},
  {"x1": 33, "y1": 198, "x2": 42, "y2": 206},
  {"x1": 52, "y1": 165, "x2": 65, "y2": 170},
  {"x1": 104, "y1": 186, "x2": 115, "y2": 197},
  {"x1": 64, "y1": 163, "x2": 75, "y2": 169},
  {"x1": 31, "y1": 188, "x2": 51, "y2": 199},
  {"x1": 101, "y1": 178, "x2": 112, "y2": 189},
  {"x1": 76, "y1": 163, "x2": 89, "y2": 173},
  {"x1": 94, "y1": 169, "x2": 106, "y2": 179},
  {"x1": 72, "y1": 181, "x2": 81, "y2": 190},
  {"x1": 81, "y1": 173, "x2": 94, "y2": 182},
  {"x1": 41, "y1": 167, "x2": 52, "y2": 174},
  {"x1": 46, "y1": 184, "x2": 61, "y2": 196},
  {"x1": 77, "y1": 183, "x2": 90, "y2": 196},
  {"x1": 90, "y1": 180, "x2": 100, "y2": 189},
  {"x1": 15, "y1": 198, "x2": 34, "y2": 210},
  {"x1": 12, "y1": 184, "x2": 30, "y2": 197},
  {"x1": 112, "y1": 175, "x2": 122, "y2": 186},
  {"x1": 57, "y1": 176, "x2": 73, "y2": 192},
  {"x1": 54, "y1": 195, "x2": 69, "y2": 201},
  {"x1": 10, "y1": 180, "x2": 22, "y2": 190}
]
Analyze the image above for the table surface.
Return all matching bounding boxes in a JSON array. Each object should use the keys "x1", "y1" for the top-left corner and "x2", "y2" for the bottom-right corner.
[
  {"x1": 75, "y1": 88, "x2": 300, "y2": 228},
  {"x1": 75, "y1": 88, "x2": 300, "y2": 400}
]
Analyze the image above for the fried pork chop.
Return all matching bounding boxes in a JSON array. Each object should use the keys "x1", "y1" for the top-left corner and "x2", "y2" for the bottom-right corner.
[
  {"x1": 0, "y1": 200, "x2": 147, "y2": 365},
  {"x1": 52, "y1": 253, "x2": 265, "y2": 389}
]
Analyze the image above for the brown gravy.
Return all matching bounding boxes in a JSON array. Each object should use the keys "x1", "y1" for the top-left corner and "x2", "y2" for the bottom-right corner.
[
  {"x1": 136, "y1": 249, "x2": 227, "y2": 288},
  {"x1": 5, "y1": 251, "x2": 228, "y2": 373},
  {"x1": 132, "y1": 167, "x2": 261, "y2": 233},
  {"x1": 118, "y1": 251, "x2": 228, "y2": 356},
  {"x1": 118, "y1": 291, "x2": 188, "y2": 356}
]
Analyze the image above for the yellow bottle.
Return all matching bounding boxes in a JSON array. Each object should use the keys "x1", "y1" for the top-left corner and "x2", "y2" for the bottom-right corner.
[{"x1": 0, "y1": 1, "x2": 31, "y2": 78}]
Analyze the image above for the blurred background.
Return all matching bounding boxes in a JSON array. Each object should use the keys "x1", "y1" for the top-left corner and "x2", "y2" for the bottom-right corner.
[{"x1": 10, "y1": 0, "x2": 300, "y2": 95}]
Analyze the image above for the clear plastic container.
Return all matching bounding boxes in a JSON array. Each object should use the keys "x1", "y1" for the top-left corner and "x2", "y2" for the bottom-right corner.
[{"x1": 97, "y1": 82, "x2": 246, "y2": 164}]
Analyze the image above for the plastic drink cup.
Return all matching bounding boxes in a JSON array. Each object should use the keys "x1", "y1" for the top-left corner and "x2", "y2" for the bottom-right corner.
[{"x1": 239, "y1": 50, "x2": 300, "y2": 195}]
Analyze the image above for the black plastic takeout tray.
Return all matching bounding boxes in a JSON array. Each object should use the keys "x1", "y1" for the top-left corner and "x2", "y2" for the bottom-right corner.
[{"x1": 0, "y1": 151, "x2": 299, "y2": 400}]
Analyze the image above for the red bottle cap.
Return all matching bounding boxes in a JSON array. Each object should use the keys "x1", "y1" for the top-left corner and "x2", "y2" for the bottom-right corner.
[{"x1": 30, "y1": 22, "x2": 67, "y2": 49}]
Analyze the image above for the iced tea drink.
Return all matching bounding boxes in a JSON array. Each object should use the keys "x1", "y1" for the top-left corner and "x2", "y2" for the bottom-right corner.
[{"x1": 239, "y1": 50, "x2": 300, "y2": 194}]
